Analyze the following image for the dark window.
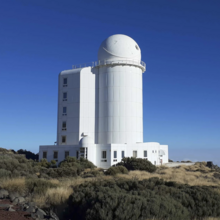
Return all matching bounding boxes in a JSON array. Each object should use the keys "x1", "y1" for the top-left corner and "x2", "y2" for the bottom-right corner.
[
  {"x1": 54, "y1": 151, "x2": 58, "y2": 159},
  {"x1": 65, "y1": 151, "x2": 69, "y2": 158},
  {"x1": 62, "y1": 121, "x2": 66, "y2": 130},
  {"x1": 63, "y1": 78, "x2": 67, "y2": 85},
  {"x1": 121, "y1": 151, "x2": 125, "y2": 158},
  {"x1": 62, "y1": 136, "x2": 66, "y2": 143},
  {"x1": 144, "y1": 150, "x2": 147, "y2": 157},
  {"x1": 63, "y1": 92, "x2": 67, "y2": 100},
  {"x1": 43, "y1": 151, "x2": 47, "y2": 159},
  {"x1": 114, "y1": 151, "x2": 117, "y2": 158},
  {"x1": 63, "y1": 107, "x2": 67, "y2": 114},
  {"x1": 102, "y1": 151, "x2": 107, "y2": 159}
]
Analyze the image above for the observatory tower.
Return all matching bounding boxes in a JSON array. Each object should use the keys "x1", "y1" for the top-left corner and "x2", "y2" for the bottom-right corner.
[
  {"x1": 97, "y1": 35, "x2": 144, "y2": 144},
  {"x1": 39, "y1": 34, "x2": 168, "y2": 169}
]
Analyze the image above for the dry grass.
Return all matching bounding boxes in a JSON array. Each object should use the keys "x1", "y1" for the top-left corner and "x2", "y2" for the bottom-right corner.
[
  {"x1": 116, "y1": 163, "x2": 220, "y2": 187},
  {"x1": 1, "y1": 163, "x2": 219, "y2": 209},
  {"x1": 0, "y1": 177, "x2": 26, "y2": 194},
  {"x1": 33, "y1": 186, "x2": 73, "y2": 207}
]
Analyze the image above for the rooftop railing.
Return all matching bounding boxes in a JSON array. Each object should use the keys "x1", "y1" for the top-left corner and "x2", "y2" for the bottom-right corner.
[{"x1": 72, "y1": 59, "x2": 146, "y2": 72}]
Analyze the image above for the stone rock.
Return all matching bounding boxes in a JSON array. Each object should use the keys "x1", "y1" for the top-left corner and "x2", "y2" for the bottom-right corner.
[
  {"x1": 28, "y1": 201, "x2": 36, "y2": 207},
  {"x1": 9, "y1": 192, "x2": 20, "y2": 202},
  {"x1": 8, "y1": 206, "x2": 16, "y2": 212},
  {"x1": 0, "y1": 189, "x2": 9, "y2": 199},
  {"x1": 36, "y1": 208, "x2": 47, "y2": 219},
  {"x1": 26, "y1": 205, "x2": 36, "y2": 213},
  {"x1": 17, "y1": 196, "x2": 25, "y2": 204},
  {"x1": 12, "y1": 197, "x2": 19, "y2": 205},
  {"x1": 31, "y1": 212, "x2": 38, "y2": 219},
  {"x1": 0, "y1": 204, "x2": 11, "y2": 208},
  {"x1": 49, "y1": 210, "x2": 59, "y2": 220}
]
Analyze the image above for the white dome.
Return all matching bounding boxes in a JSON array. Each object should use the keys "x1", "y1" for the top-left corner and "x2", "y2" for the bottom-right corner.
[
  {"x1": 79, "y1": 136, "x2": 94, "y2": 147},
  {"x1": 98, "y1": 34, "x2": 141, "y2": 62}
]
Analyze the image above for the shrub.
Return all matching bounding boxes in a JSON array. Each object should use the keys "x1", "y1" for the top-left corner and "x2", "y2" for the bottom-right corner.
[
  {"x1": 115, "y1": 157, "x2": 157, "y2": 173},
  {"x1": 105, "y1": 166, "x2": 128, "y2": 176},
  {"x1": 64, "y1": 178, "x2": 189, "y2": 220},
  {"x1": 59, "y1": 156, "x2": 96, "y2": 175},
  {"x1": 26, "y1": 178, "x2": 58, "y2": 195},
  {"x1": 0, "y1": 168, "x2": 11, "y2": 179},
  {"x1": 64, "y1": 178, "x2": 220, "y2": 220}
]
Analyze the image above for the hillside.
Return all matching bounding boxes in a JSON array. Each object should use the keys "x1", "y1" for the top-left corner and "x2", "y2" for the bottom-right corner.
[{"x1": 1, "y1": 148, "x2": 220, "y2": 220}]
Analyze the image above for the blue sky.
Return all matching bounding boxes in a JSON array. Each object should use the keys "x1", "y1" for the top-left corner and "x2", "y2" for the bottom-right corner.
[{"x1": 0, "y1": 0, "x2": 219, "y2": 163}]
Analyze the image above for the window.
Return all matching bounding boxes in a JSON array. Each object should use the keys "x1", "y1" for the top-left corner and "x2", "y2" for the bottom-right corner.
[
  {"x1": 143, "y1": 150, "x2": 147, "y2": 157},
  {"x1": 62, "y1": 136, "x2": 66, "y2": 143},
  {"x1": 152, "y1": 150, "x2": 154, "y2": 153},
  {"x1": 101, "y1": 151, "x2": 107, "y2": 162},
  {"x1": 62, "y1": 121, "x2": 66, "y2": 130},
  {"x1": 43, "y1": 151, "x2": 47, "y2": 159},
  {"x1": 133, "y1": 151, "x2": 137, "y2": 158},
  {"x1": 63, "y1": 107, "x2": 67, "y2": 115},
  {"x1": 53, "y1": 151, "x2": 58, "y2": 159},
  {"x1": 155, "y1": 150, "x2": 157, "y2": 153},
  {"x1": 65, "y1": 151, "x2": 69, "y2": 158},
  {"x1": 113, "y1": 151, "x2": 117, "y2": 162},
  {"x1": 63, "y1": 92, "x2": 67, "y2": 101},
  {"x1": 121, "y1": 151, "x2": 125, "y2": 158},
  {"x1": 154, "y1": 161, "x2": 156, "y2": 165},
  {"x1": 102, "y1": 151, "x2": 107, "y2": 158},
  {"x1": 63, "y1": 78, "x2": 67, "y2": 87}
]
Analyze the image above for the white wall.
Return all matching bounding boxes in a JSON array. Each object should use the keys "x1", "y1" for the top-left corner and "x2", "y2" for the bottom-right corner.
[
  {"x1": 159, "y1": 145, "x2": 169, "y2": 164},
  {"x1": 39, "y1": 145, "x2": 79, "y2": 163},
  {"x1": 57, "y1": 69, "x2": 81, "y2": 145},
  {"x1": 97, "y1": 65, "x2": 143, "y2": 144},
  {"x1": 79, "y1": 67, "x2": 96, "y2": 142}
]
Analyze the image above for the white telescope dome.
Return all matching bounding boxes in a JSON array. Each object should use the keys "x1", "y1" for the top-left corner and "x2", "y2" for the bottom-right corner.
[
  {"x1": 79, "y1": 136, "x2": 94, "y2": 147},
  {"x1": 98, "y1": 34, "x2": 141, "y2": 62}
]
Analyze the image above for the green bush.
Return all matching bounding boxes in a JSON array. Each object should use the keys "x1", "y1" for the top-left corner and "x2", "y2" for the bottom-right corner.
[
  {"x1": 115, "y1": 157, "x2": 157, "y2": 173},
  {"x1": 105, "y1": 166, "x2": 128, "y2": 176},
  {"x1": 0, "y1": 168, "x2": 11, "y2": 179},
  {"x1": 64, "y1": 178, "x2": 220, "y2": 220},
  {"x1": 25, "y1": 178, "x2": 58, "y2": 195},
  {"x1": 59, "y1": 156, "x2": 96, "y2": 175}
]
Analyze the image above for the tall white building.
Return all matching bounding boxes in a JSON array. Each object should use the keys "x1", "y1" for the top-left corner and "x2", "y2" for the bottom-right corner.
[{"x1": 39, "y1": 34, "x2": 168, "y2": 169}]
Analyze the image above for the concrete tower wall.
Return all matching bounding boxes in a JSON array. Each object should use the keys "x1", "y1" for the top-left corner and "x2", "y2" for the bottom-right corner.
[
  {"x1": 97, "y1": 65, "x2": 143, "y2": 144},
  {"x1": 57, "y1": 69, "x2": 81, "y2": 145},
  {"x1": 79, "y1": 67, "x2": 96, "y2": 141}
]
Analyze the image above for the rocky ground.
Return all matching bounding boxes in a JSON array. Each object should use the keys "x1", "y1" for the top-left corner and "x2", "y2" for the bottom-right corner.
[{"x1": 0, "y1": 189, "x2": 59, "y2": 220}]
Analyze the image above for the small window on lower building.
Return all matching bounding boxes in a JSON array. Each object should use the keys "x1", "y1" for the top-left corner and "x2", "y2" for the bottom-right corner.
[
  {"x1": 152, "y1": 150, "x2": 154, "y2": 153},
  {"x1": 133, "y1": 151, "x2": 137, "y2": 158},
  {"x1": 102, "y1": 151, "x2": 107, "y2": 159},
  {"x1": 63, "y1": 92, "x2": 67, "y2": 101},
  {"x1": 65, "y1": 151, "x2": 69, "y2": 158},
  {"x1": 63, "y1": 107, "x2": 67, "y2": 115},
  {"x1": 62, "y1": 121, "x2": 67, "y2": 130},
  {"x1": 143, "y1": 150, "x2": 147, "y2": 157},
  {"x1": 53, "y1": 151, "x2": 58, "y2": 159},
  {"x1": 43, "y1": 151, "x2": 47, "y2": 159},
  {"x1": 121, "y1": 151, "x2": 125, "y2": 158},
  {"x1": 114, "y1": 151, "x2": 117, "y2": 158},
  {"x1": 63, "y1": 78, "x2": 67, "y2": 86},
  {"x1": 155, "y1": 150, "x2": 157, "y2": 153},
  {"x1": 154, "y1": 161, "x2": 156, "y2": 165},
  {"x1": 62, "y1": 136, "x2": 66, "y2": 144}
]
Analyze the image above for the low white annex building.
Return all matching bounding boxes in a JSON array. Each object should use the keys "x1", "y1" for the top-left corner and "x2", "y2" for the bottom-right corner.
[{"x1": 39, "y1": 34, "x2": 168, "y2": 169}]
